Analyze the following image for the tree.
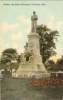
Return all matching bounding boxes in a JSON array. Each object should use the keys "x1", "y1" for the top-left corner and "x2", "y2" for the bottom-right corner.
[
  {"x1": 45, "y1": 55, "x2": 63, "y2": 72},
  {"x1": 56, "y1": 56, "x2": 63, "y2": 71},
  {"x1": 0, "y1": 48, "x2": 20, "y2": 77},
  {"x1": 36, "y1": 24, "x2": 59, "y2": 63},
  {"x1": 45, "y1": 59, "x2": 55, "y2": 71}
]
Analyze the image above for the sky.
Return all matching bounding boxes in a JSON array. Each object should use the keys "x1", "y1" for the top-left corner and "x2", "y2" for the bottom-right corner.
[{"x1": 0, "y1": 0, "x2": 63, "y2": 56}]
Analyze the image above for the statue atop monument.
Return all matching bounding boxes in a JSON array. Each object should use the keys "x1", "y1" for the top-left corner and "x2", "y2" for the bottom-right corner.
[{"x1": 31, "y1": 11, "x2": 38, "y2": 33}]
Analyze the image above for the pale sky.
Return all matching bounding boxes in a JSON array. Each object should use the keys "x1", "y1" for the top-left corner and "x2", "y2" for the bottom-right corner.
[{"x1": 0, "y1": 1, "x2": 63, "y2": 56}]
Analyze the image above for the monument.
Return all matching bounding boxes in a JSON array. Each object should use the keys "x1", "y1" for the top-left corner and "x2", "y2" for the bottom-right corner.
[{"x1": 16, "y1": 11, "x2": 47, "y2": 77}]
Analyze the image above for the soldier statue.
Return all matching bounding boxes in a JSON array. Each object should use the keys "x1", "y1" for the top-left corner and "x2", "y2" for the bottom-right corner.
[{"x1": 31, "y1": 11, "x2": 38, "y2": 33}]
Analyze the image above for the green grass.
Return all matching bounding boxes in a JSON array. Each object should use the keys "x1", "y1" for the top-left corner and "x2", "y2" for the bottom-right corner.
[{"x1": 1, "y1": 78, "x2": 63, "y2": 100}]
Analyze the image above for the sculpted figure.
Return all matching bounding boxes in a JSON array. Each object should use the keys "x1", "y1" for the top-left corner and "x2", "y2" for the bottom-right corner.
[{"x1": 31, "y1": 11, "x2": 38, "y2": 33}]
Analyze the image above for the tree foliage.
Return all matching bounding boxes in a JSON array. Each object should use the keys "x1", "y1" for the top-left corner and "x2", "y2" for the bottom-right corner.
[
  {"x1": 0, "y1": 48, "x2": 20, "y2": 77},
  {"x1": 45, "y1": 55, "x2": 63, "y2": 71},
  {"x1": 36, "y1": 24, "x2": 59, "y2": 63},
  {"x1": 56, "y1": 56, "x2": 63, "y2": 71},
  {"x1": 45, "y1": 59, "x2": 55, "y2": 70}
]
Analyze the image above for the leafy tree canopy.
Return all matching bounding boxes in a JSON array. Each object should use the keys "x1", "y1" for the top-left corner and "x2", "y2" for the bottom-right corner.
[
  {"x1": 0, "y1": 48, "x2": 20, "y2": 77},
  {"x1": 36, "y1": 24, "x2": 59, "y2": 63}
]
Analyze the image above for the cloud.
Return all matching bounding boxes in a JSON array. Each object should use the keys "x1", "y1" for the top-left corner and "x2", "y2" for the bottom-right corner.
[
  {"x1": 0, "y1": 36, "x2": 6, "y2": 55},
  {"x1": 17, "y1": 16, "x2": 30, "y2": 25},
  {"x1": 55, "y1": 45, "x2": 63, "y2": 55},
  {"x1": 10, "y1": 32, "x2": 26, "y2": 54},
  {"x1": 11, "y1": 32, "x2": 22, "y2": 42},
  {"x1": 0, "y1": 15, "x2": 31, "y2": 54},
  {"x1": 0, "y1": 23, "x2": 18, "y2": 32},
  {"x1": 8, "y1": 15, "x2": 31, "y2": 54},
  {"x1": 46, "y1": 16, "x2": 63, "y2": 32},
  {"x1": 17, "y1": 16, "x2": 31, "y2": 33},
  {"x1": 11, "y1": 32, "x2": 22, "y2": 48},
  {"x1": 46, "y1": 15, "x2": 63, "y2": 55}
]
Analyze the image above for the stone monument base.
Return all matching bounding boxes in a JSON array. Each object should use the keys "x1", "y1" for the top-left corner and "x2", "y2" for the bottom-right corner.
[{"x1": 16, "y1": 63, "x2": 49, "y2": 78}]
